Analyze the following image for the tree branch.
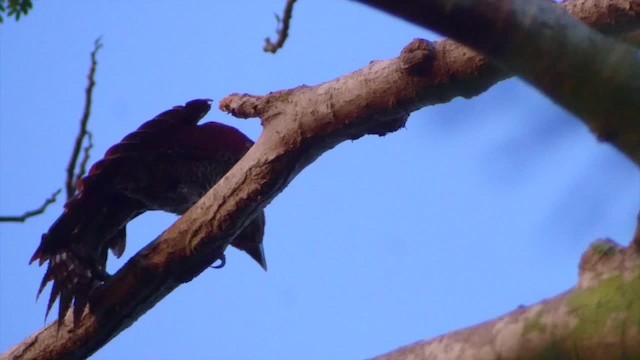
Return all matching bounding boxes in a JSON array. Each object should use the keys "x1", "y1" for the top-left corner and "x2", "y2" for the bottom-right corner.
[
  {"x1": 264, "y1": 0, "x2": 297, "y2": 53},
  {"x1": 2, "y1": 0, "x2": 637, "y2": 358},
  {"x1": 0, "y1": 40, "x2": 101, "y2": 225},
  {"x1": 65, "y1": 38, "x2": 102, "y2": 200},
  {"x1": 355, "y1": 0, "x2": 640, "y2": 165},
  {"x1": 2, "y1": 35, "x2": 426, "y2": 360},
  {"x1": 0, "y1": 189, "x2": 61, "y2": 223},
  {"x1": 73, "y1": 130, "x2": 94, "y2": 189},
  {"x1": 375, "y1": 239, "x2": 640, "y2": 360}
]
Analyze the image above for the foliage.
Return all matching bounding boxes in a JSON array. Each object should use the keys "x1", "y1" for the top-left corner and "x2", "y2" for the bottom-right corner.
[{"x1": 0, "y1": 0, "x2": 33, "y2": 23}]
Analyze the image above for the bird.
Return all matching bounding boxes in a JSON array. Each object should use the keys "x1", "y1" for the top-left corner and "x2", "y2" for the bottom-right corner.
[{"x1": 30, "y1": 99, "x2": 267, "y2": 325}]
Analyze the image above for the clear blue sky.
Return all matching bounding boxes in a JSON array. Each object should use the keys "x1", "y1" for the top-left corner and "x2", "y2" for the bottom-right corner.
[{"x1": 1, "y1": 1, "x2": 638, "y2": 359}]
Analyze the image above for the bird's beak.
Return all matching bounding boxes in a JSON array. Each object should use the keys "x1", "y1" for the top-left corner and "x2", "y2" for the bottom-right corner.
[{"x1": 245, "y1": 243, "x2": 268, "y2": 271}]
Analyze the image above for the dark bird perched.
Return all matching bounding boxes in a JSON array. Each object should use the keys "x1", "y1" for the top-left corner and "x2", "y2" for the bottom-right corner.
[{"x1": 30, "y1": 99, "x2": 267, "y2": 324}]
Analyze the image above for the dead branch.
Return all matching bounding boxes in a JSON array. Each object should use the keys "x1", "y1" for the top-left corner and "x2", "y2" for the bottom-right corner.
[
  {"x1": 73, "y1": 131, "x2": 94, "y2": 189},
  {"x1": 1, "y1": 35, "x2": 431, "y2": 360},
  {"x1": 65, "y1": 38, "x2": 102, "y2": 200},
  {"x1": 264, "y1": 0, "x2": 297, "y2": 53},
  {"x1": 0, "y1": 189, "x2": 61, "y2": 223},
  {"x1": 0, "y1": 39, "x2": 102, "y2": 224}
]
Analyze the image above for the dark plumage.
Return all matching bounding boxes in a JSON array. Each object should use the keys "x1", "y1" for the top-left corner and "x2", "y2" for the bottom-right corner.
[{"x1": 31, "y1": 99, "x2": 267, "y2": 325}]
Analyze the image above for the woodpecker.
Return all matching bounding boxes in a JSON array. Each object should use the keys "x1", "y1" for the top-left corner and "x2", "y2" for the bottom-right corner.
[{"x1": 30, "y1": 99, "x2": 266, "y2": 324}]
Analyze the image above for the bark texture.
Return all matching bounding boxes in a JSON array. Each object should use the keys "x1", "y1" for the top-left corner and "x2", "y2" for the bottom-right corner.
[
  {"x1": 357, "y1": 0, "x2": 640, "y2": 164},
  {"x1": 375, "y1": 239, "x2": 640, "y2": 360}
]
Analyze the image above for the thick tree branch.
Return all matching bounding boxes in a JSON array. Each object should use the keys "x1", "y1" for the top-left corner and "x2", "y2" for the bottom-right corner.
[
  {"x1": 264, "y1": 0, "x2": 297, "y2": 53},
  {"x1": 0, "y1": 189, "x2": 61, "y2": 223},
  {"x1": 2, "y1": 0, "x2": 637, "y2": 358},
  {"x1": 2, "y1": 35, "x2": 427, "y2": 360},
  {"x1": 65, "y1": 38, "x2": 102, "y2": 200},
  {"x1": 375, "y1": 239, "x2": 640, "y2": 360},
  {"x1": 356, "y1": 0, "x2": 640, "y2": 165}
]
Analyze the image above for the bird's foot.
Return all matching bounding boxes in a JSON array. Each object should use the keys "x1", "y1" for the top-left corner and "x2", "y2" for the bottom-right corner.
[{"x1": 210, "y1": 254, "x2": 226, "y2": 269}]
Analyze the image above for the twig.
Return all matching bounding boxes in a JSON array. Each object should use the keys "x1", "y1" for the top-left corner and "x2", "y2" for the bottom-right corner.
[
  {"x1": 74, "y1": 131, "x2": 94, "y2": 187},
  {"x1": 263, "y1": 0, "x2": 297, "y2": 53},
  {"x1": 0, "y1": 40, "x2": 101, "y2": 223},
  {"x1": 65, "y1": 37, "x2": 102, "y2": 200},
  {"x1": 0, "y1": 189, "x2": 61, "y2": 223}
]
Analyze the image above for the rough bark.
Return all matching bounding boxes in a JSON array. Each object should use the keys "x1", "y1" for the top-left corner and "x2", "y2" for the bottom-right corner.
[
  {"x1": 2, "y1": 0, "x2": 638, "y2": 359},
  {"x1": 356, "y1": 0, "x2": 640, "y2": 165},
  {"x1": 375, "y1": 238, "x2": 640, "y2": 360}
]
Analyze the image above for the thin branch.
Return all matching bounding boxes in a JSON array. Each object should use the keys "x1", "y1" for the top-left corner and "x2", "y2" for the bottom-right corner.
[
  {"x1": 2, "y1": 35, "x2": 415, "y2": 359},
  {"x1": 73, "y1": 131, "x2": 94, "y2": 188},
  {"x1": 65, "y1": 37, "x2": 102, "y2": 200},
  {"x1": 0, "y1": 40, "x2": 101, "y2": 224},
  {"x1": 263, "y1": 0, "x2": 297, "y2": 53},
  {"x1": 0, "y1": 189, "x2": 61, "y2": 223}
]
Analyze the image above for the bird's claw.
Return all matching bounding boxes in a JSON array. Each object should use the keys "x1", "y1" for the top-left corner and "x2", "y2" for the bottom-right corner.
[
  {"x1": 210, "y1": 254, "x2": 226, "y2": 269},
  {"x1": 96, "y1": 271, "x2": 112, "y2": 282}
]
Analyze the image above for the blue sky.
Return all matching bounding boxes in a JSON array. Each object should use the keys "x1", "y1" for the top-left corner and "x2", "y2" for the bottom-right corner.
[{"x1": 1, "y1": 1, "x2": 638, "y2": 359}]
